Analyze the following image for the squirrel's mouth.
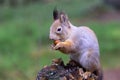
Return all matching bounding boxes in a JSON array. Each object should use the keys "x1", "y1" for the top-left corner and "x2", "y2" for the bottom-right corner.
[{"x1": 53, "y1": 39, "x2": 63, "y2": 42}]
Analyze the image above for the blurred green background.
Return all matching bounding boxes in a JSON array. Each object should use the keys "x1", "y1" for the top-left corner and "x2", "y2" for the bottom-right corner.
[{"x1": 0, "y1": 0, "x2": 120, "y2": 80}]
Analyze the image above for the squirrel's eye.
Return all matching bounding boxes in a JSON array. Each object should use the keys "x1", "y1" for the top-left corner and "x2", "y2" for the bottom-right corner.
[
  {"x1": 57, "y1": 28, "x2": 61, "y2": 31},
  {"x1": 56, "y1": 27, "x2": 62, "y2": 34}
]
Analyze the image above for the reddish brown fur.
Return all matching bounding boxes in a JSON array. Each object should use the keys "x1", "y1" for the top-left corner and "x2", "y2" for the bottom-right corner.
[{"x1": 57, "y1": 40, "x2": 75, "y2": 53}]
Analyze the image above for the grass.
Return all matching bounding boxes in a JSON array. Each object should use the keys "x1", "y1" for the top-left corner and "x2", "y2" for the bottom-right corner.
[{"x1": 0, "y1": 0, "x2": 120, "y2": 80}]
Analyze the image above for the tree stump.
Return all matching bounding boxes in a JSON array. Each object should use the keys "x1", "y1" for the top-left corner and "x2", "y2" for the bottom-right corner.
[{"x1": 36, "y1": 58, "x2": 98, "y2": 80}]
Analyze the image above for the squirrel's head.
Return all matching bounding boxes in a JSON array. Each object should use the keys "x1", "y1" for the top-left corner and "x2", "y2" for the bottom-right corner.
[{"x1": 49, "y1": 9, "x2": 71, "y2": 41}]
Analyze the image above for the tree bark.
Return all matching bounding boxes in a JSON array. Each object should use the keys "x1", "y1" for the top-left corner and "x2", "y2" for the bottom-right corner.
[{"x1": 36, "y1": 58, "x2": 98, "y2": 80}]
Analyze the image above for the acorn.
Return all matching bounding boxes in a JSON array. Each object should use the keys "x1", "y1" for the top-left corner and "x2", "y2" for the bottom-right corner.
[{"x1": 54, "y1": 40, "x2": 60, "y2": 45}]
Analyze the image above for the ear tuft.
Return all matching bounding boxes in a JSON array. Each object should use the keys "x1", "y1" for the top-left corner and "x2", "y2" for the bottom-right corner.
[
  {"x1": 53, "y1": 8, "x2": 59, "y2": 20},
  {"x1": 60, "y1": 12, "x2": 68, "y2": 23}
]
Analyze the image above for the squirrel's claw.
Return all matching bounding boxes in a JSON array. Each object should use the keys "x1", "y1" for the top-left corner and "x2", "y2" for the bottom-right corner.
[
  {"x1": 53, "y1": 42, "x2": 63, "y2": 50},
  {"x1": 51, "y1": 44, "x2": 55, "y2": 50}
]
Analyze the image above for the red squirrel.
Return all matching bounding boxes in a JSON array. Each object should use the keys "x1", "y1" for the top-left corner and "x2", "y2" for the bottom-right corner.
[{"x1": 49, "y1": 9, "x2": 103, "y2": 80}]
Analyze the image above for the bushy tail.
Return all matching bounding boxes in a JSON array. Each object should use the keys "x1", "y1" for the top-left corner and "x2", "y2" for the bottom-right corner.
[{"x1": 98, "y1": 69, "x2": 103, "y2": 80}]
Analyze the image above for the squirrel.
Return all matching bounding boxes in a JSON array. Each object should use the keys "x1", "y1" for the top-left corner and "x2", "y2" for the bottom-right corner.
[{"x1": 49, "y1": 9, "x2": 103, "y2": 80}]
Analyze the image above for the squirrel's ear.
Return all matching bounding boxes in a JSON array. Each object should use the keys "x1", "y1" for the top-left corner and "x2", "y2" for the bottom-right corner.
[
  {"x1": 53, "y1": 8, "x2": 59, "y2": 20},
  {"x1": 60, "y1": 12, "x2": 68, "y2": 23}
]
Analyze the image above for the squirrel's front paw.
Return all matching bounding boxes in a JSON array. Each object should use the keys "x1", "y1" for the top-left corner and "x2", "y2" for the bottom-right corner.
[{"x1": 53, "y1": 42, "x2": 64, "y2": 50}]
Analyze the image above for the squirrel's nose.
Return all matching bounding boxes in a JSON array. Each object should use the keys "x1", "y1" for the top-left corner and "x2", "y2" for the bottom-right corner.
[
  {"x1": 49, "y1": 34, "x2": 58, "y2": 40},
  {"x1": 49, "y1": 36, "x2": 57, "y2": 41},
  {"x1": 49, "y1": 36, "x2": 54, "y2": 40}
]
